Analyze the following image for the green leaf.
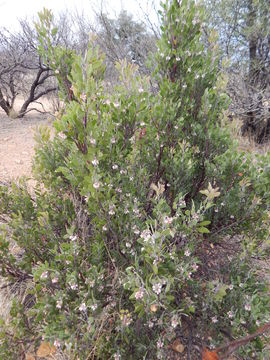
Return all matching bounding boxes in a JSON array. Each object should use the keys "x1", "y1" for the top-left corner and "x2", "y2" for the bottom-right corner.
[
  {"x1": 197, "y1": 227, "x2": 210, "y2": 234},
  {"x1": 200, "y1": 183, "x2": 221, "y2": 200},
  {"x1": 152, "y1": 264, "x2": 158, "y2": 275},
  {"x1": 214, "y1": 285, "x2": 229, "y2": 302},
  {"x1": 199, "y1": 220, "x2": 211, "y2": 226}
]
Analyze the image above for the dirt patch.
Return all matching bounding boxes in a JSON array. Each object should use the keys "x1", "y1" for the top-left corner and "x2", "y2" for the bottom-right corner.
[{"x1": 0, "y1": 111, "x2": 53, "y2": 181}]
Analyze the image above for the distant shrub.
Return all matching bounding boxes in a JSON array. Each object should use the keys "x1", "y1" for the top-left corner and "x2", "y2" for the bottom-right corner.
[{"x1": 0, "y1": 1, "x2": 270, "y2": 359}]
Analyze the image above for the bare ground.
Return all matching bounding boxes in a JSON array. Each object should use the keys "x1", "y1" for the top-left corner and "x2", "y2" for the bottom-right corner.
[{"x1": 0, "y1": 111, "x2": 53, "y2": 181}]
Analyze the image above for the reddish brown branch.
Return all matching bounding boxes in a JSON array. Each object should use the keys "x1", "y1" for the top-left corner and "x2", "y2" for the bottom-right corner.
[{"x1": 202, "y1": 322, "x2": 270, "y2": 359}]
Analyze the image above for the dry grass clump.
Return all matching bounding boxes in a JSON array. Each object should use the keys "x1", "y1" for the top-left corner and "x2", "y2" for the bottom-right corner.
[{"x1": 226, "y1": 116, "x2": 270, "y2": 155}]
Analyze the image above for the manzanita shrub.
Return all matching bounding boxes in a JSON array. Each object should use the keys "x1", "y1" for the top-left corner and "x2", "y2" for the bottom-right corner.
[{"x1": 0, "y1": 1, "x2": 270, "y2": 359}]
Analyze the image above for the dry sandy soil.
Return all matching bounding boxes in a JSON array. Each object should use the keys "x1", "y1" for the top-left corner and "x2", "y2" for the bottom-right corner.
[{"x1": 0, "y1": 106, "x2": 53, "y2": 182}]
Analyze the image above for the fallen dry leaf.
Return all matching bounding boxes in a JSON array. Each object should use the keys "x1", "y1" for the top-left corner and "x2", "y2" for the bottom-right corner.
[
  {"x1": 26, "y1": 354, "x2": 35, "y2": 360},
  {"x1": 202, "y1": 348, "x2": 219, "y2": 360},
  {"x1": 150, "y1": 304, "x2": 158, "y2": 313},
  {"x1": 36, "y1": 341, "x2": 56, "y2": 358},
  {"x1": 171, "y1": 339, "x2": 185, "y2": 353}
]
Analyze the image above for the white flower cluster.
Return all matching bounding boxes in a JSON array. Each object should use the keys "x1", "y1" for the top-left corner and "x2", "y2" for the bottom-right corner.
[
  {"x1": 133, "y1": 207, "x2": 140, "y2": 217},
  {"x1": 164, "y1": 216, "x2": 173, "y2": 225},
  {"x1": 134, "y1": 288, "x2": 144, "y2": 300},
  {"x1": 89, "y1": 138, "x2": 96, "y2": 145},
  {"x1": 79, "y1": 302, "x2": 87, "y2": 312},
  {"x1": 70, "y1": 282, "x2": 78, "y2": 290},
  {"x1": 184, "y1": 249, "x2": 191, "y2": 257},
  {"x1": 140, "y1": 229, "x2": 152, "y2": 242},
  {"x1": 56, "y1": 299, "x2": 62, "y2": 309},
  {"x1": 70, "y1": 235, "x2": 77, "y2": 242},
  {"x1": 93, "y1": 182, "x2": 100, "y2": 189},
  {"x1": 178, "y1": 199, "x2": 186, "y2": 207},
  {"x1": 152, "y1": 283, "x2": 162, "y2": 295},
  {"x1": 133, "y1": 225, "x2": 140, "y2": 235},
  {"x1": 109, "y1": 204, "x2": 116, "y2": 216},
  {"x1": 54, "y1": 339, "x2": 61, "y2": 348},
  {"x1": 58, "y1": 132, "x2": 67, "y2": 139},
  {"x1": 91, "y1": 303, "x2": 98, "y2": 311},
  {"x1": 52, "y1": 276, "x2": 59, "y2": 284},
  {"x1": 92, "y1": 158, "x2": 99, "y2": 166},
  {"x1": 40, "y1": 271, "x2": 48, "y2": 280},
  {"x1": 171, "y1": 316, "x2": 178, "y2": 328}
]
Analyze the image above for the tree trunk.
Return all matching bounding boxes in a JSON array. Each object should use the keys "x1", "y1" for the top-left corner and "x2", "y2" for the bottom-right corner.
[
  {"x1": 244, "y1": 0, "x2": 261, "y2": 139},
  {"x1": 0, "y1": 89, "x2": 12, "y2": 116},
  {"x1": 16, "y1": 67, "x2": 57, "y2": 118},
  {"x1": 247, "y1": 0, "x2": 258, "y2": 86}
]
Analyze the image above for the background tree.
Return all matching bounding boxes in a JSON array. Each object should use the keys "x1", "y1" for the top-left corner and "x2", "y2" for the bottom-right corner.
[
  {"x1": 205, "y1": 0, "x2": 270, "y2": 142},
  {"x1": 0, "y1": 26, "x2": 55, "y2": 118},
  {"x1": 0, "y1": 6, "x2": 157, "y2": 118},
  {"x1": 0, "y1": 10, "x2": 74, "y2": 118},
  {"x1": 96, "y1": 10, "x2": 155, "y2": 68},
  {"x1": 74, "y1": 8, "x2": 157, "y2": 84}
]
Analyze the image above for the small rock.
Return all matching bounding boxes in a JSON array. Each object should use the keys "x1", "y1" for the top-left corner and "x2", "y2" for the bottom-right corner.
[
  {"x1": 22, "y1": 151, "x2": 29, "y2": 155},
  {"x1": 15, "y1": 159, "x2": 23, "y2": 164},
  {"x1": 3, "y1": 137, "x2": 10, "y2": 141}
]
